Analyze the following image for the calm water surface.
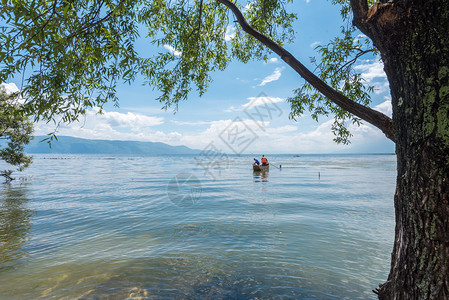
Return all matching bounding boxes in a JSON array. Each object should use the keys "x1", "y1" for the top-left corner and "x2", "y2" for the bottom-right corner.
[{"x1": 0, "y1": 154, "x2": 396, "y2": 299}]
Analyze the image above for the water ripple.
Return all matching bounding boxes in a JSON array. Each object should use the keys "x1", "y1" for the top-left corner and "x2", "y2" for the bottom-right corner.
[{"x1": 0, "y1": 154, "x2": 396, "y2": 299}]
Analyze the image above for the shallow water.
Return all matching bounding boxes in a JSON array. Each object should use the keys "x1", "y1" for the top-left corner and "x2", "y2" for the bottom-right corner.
[{"x1": 0, "y1": 154, "x2": 396, "y2": 299}]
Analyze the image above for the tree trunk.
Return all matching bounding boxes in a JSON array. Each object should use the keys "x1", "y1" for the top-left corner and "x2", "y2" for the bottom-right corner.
[{"x1": 353, "y1": 1, "x2": 449, "y2": 298}]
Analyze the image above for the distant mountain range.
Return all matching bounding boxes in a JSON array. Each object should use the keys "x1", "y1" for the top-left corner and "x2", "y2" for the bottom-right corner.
[{"x1": 25, "y1": 136, "x2": 200, "y2": 155}]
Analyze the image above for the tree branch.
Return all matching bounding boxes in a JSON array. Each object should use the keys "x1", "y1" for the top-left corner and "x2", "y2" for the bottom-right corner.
[
  {"x1": 335, "y1": 48, "x2": 375, "y2": 74},
  {"x1": 65, "y1": 0, "x2": 126, "y2": 41},
  {"x1": 217, "y1": 0, "x2": 395, "y2": 142},
  {"x1": 5, "y1": 0, "x2": 59, "y2": 57}
]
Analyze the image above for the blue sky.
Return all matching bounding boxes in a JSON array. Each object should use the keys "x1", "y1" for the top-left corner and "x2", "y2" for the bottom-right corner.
[{"x1": 2, "y1": 0, "x2": 395, "y2": 154}]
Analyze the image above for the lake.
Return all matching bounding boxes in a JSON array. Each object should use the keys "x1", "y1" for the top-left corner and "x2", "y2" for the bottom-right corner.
[{"x1": 0, "y1": 154, "x2": 396, "y2": 299}]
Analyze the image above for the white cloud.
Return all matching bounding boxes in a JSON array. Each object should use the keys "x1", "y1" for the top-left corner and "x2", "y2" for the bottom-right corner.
[
  {"x1": 120, "y1": 106, "x2": 169, "y2": 115},
  {"x1": 353, "y1": 34, "x2": 367, "y2": 43},
  {"x1": 0, "y1": 82, "x2": 20, "y2": 94},
  {"x1": 166, "y1": 118, "x2": 268, "y2": 152},
  {"x1": 1, "y1": 82, "x2": 25, "y2": 104},
  {"x1": 310, "y1": 41, "x2": 321, "y2": 48},
  {"x1": 171, "y1": 120, "x2": 213, "y2": 126},
  {"x1": 225, "y1": 26, "x2": 235, "y2": 41},
  {"x1": 354, "y1": 58, "x2": 390, "y2": 94},
  {"x1": 163, "y1": 44, "x2": 182, "y2": 57},
  {"x1": 278, "y1": 120, "x2": 344, "y2": 153},
  {"x1": 267, "y1": 57, "x2": 279, "y2": 64},
  {"x1": 354, "y1": 58, "x2": 386, "y2": 82},
  {"x1": 373, "y1": 81, "x2": 390, "y2": 94},
  {"x1": 235, "y1": 77, "x2": 250, "y2": 84},
  {"x1": 242, "y1": 96, "x2": 284, "y2": 109},
  {"x1": 224, "y1": 95, "x2": 284, "y2": 113},
  {"x1": 224, "y1": 105, "x2": 238, "y2": 113},
  {"x1": 244, "y1": 3, "x2": 253, "y2": 11},
  {"x1": 267, "y1": 125, "x2": 298, "y2": 134},
  {"x1": 258, "y1": 67, "x2": 283, "y2": 86},
  {"x1": 95, "y1": 110, "x2": 164, "y2": 128},
  {"x1": 374, "y1": 100, "x2": 392, "y2": 117},
  {"x1": 35, "y1": 108, "x2": 165, "y2": 143}
]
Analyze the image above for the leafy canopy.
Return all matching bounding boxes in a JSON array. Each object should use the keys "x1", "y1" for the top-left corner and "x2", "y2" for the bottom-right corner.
[
  {"x1": 1, "y1": 0, "x2": 378, "y2": 143},
  {"x1": 0, "y1": 87, "x2": 33, "y2": 182}
]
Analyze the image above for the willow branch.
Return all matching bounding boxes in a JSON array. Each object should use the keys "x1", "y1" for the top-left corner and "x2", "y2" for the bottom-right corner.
[
  {"x1": 65, "y1": 0, "x2": 126, "y2": 41},
  {"x1": 5, "y1": 0, "x2": 59, "y2": 57},
  {"x1": 217, "y1": 0, "x2": 395, "y2": 142}
]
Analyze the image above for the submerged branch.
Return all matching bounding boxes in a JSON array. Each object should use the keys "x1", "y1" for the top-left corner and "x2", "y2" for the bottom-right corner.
[{"x1": 1, "y1": 170, "x2": 15, "y2": 183}]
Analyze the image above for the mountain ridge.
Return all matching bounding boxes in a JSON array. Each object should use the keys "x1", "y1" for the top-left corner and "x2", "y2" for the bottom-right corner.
[{"x1": 25, "y1": 136, "x2": 200, "y2": 155}]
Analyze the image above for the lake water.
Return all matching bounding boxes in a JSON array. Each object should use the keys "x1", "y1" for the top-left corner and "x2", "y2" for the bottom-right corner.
[{"x1": 0, "y1": 154, "x2": 396, "y2": 299}]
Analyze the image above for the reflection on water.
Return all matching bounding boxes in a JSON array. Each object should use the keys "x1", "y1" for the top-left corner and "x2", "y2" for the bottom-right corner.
[
  {"x1": 253, "y1": 170, "x2": 269, "y2": 183},
  {"x1": 0, "y1": 184, "x2": 33, "y2": 272}
]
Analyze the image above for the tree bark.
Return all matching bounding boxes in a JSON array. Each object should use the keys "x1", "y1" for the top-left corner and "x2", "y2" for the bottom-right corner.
[{"x1": 352, "y1": 0, "x2": 449, "y2": 298}]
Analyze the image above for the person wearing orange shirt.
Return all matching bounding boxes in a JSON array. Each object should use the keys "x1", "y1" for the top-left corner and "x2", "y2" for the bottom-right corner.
[{"x1": 261, "y1": 155, "x2": 268, "y2": 166}]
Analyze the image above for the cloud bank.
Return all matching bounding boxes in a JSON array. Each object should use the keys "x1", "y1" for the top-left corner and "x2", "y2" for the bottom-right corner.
[{"x1": 33, "y1": 101, "x2": 394, "y2": 154}]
